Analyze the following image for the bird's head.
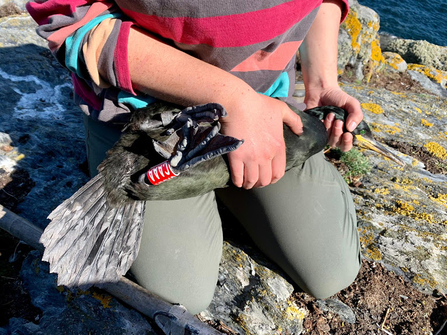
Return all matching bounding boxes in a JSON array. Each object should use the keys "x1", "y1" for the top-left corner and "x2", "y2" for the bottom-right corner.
[{"x1": 304, "y1": 106, "x2": 405, "y2": 167}]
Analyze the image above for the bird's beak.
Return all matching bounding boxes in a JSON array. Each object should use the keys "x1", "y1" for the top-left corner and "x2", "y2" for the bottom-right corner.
[{"x1": 354, "y1": 134, "x2": 406, "y2": 167}]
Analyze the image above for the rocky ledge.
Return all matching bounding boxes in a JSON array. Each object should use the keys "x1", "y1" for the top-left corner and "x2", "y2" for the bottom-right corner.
[{"x1": 0, "y1": 1, "x2": 446, "y2": 334}]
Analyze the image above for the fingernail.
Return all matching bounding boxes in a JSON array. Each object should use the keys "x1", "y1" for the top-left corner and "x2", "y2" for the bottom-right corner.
[
  {"x1": 348, "y1": 121, "x2": 357, "y2": 131},
  {"x1": 327, "y1": 113, "x2": 335, "y2": 122},
  {"x1": 335, "y1": 120, "x2": 343, "y2": 129}
]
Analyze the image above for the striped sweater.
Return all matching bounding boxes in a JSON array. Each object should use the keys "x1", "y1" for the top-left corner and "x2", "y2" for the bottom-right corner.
[{"x1": 26, "y1": 0, "x2": 348, "y2": 124}]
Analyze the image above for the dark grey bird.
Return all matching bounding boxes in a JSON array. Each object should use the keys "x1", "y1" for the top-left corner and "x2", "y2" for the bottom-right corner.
[{"x1": 41, "y1": 102, "x2": 404, "y2": 288}]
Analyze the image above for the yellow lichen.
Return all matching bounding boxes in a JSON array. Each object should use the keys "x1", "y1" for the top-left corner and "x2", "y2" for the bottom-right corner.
[
  {"x1": 286, "y1": 301, "x2": 306, "y2": 321},
  {"x1": 365, "y1": 246, "x2": 382, "y2": 261},
  {"x1": 412, "y1": 274, "x2": 438, "y2": 289},
  {"x1": 374, "y1": 188, "x2": 390, "y2": 195},
  {"x1": 395, "y1": 200, "x2": 414, "y2": 213},
  {"x1": 424, "y1": 142, "x2": 447, "y2": 160},
  {"x1": 407, "y1": 64, "x2": 447, "y2": 84},
  {"x1": 370, "y1": 39, "x2": 385, "y2": 63},
  {"x1": 430, "y1": 194, "x2": 447, "y2": 208},
  {"x1": 385, "y1": 53, "x2": 405, "y2": 70},
  {"x1": 370, "y1": 122, "x2": 401, "y2": 135},
  {"x1": 342, "y1": 10, "x2": 362, "y2": 52},
  {"x1": 359, "y1": 227, "x2": 382, "y2": 261},
  {"x1": 421, "y1": 119, "x2": 433, "y2": 127},
  {"x1": 361, "y1": 102, "x2": 384, "y2": 114},
  {"x1": 391, "y1": 91, "x2": 407, "y2": 98},
  {"x1": 359, "y1": 228, "x2": 375, "y2": 246},
  {"x1": 92, "y1": 292, "x2": 113, "y2": 309},
  {"x1": 394, "y1": 200, "x2": 435, "y2": 223},
  {"x1": 399, "y1": 177, "x2": 413, "y2": 185},
  {"x1": 415, "y1": 107, "x2": 422, "y2": 114}
]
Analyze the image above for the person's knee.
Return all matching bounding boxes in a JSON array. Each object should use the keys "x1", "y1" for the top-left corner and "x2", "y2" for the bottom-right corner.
[
  {"x1": 302, "y1": 258, "x2": 361, "y2": 299},
  {"x1": 133, "y1": 269, "x2": 217, "y2": 315},
  {"x1": 179, "y1": 286, "x2": 215, "y2": 315}
]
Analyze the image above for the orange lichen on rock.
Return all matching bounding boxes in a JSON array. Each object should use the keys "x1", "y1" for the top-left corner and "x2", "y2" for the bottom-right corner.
[
  {"x1": 424, "y1": 142, "x2": 447, "y2": 160},
  {"x1": 407, "y1": 64, "x2": 447, "y2": 84},
  {"x1": 92, "y1": 292, "x2": 113, "y2": 309},
  {"x1": 393, "y1": 200, "x2": 435, "y2": 223},
  {"x1": 430, "y1": 194, "x2": 447, "y2": 208},
  {"x1": 361, "y1": 102, "x2": 384, "y2": 114},
  {"x1": 370, "y1": 39, "x2": 385, "y2": 63},
  {"x1": 342, "y1": 10, "x2": 362, "y2": 52},
  {"x1": 420, "y1": 119, "x2": 433, "y2": 127}
]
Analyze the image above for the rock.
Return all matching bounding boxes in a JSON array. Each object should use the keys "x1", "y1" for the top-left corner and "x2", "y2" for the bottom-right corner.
[
  {"x1": 340, "y1": 83, "x2": 447, "y2": 295},
  {"x1": 316, "y1": 299, "x2": 356, "y2": 324},
  {"x1": 380, "y1": 36, "x2": 447, "y2": 72},
  {"x1": 0, "y1": 0, "x2": 27, "y2": 12},
  {"x1": 200, "y1": 242, "x2": 306, "y2": 334},
  {"x1": 382, "y1": 52, "x2": 407, "y2": 73},
  {"x1": 338, "y1": 1, "x2": 384, "y2": 80},
  {"x1": 1, "y1": 251, "x2": 156, "y2": 334},
  {"x1": 406, "y1": 64, "x2": 447, "y2": 98},
  {"x1": 0, "y1": 132, "x2": 12, "y2": 145},
  {"x1": 0, "y1": 13, "x2": 47, "y2": 48},
  {"x1": 0, "y1": 41, "x2": 88, "y2": 228}
]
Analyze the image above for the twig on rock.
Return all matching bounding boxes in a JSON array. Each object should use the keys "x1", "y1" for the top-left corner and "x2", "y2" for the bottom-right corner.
[
  {"x1": 376, "y1": 323, "x2": 393, "y2": 335},
  {"x1": 381, "y1": 307, "x2": 391, "y2": 330}
]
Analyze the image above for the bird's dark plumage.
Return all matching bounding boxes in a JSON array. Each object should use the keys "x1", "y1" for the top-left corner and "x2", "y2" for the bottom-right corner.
[{"x1": 41, "y1": 102, "x2": 401, "y2": 288}]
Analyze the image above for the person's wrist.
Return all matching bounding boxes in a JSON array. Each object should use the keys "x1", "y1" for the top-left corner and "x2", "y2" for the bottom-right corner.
[{"x1": 214, "y1": 83, "x2": 259, "y2": 123}]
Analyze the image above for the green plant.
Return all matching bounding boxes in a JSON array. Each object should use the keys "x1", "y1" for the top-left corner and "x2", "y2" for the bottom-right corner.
[{"x1": 339, "y1": 148, "x2": 372, "y2": 184}]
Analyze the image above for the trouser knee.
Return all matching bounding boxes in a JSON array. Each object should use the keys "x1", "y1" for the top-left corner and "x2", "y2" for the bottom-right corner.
[{"x1": 302, "y1": 258, "x2": 361, "y2": 299}]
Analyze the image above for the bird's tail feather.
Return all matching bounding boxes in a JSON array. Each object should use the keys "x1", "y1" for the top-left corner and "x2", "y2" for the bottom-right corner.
[{"x1": 41, "y1": 174, "x2": 145, "y2": 289}]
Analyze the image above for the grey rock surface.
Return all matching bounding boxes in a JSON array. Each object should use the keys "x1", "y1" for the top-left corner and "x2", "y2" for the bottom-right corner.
[
  {"x1": 0, "y1": 42, "x2": 88, "y2": 229},
  {"x1": 316, "y1": 299, "x2": 356, "y2": 324},
  {"x1": 200, "y1": 242, "x2": 307, "y2": 334},
  {"x1": 341, "y1": 83, "x2": 447, "y2": 295},
  {"x1": 408, "y1": 69, "x2": 447, "y2": 98},
  {"x1": 0, "y1": 0, "x2": 27, "y2": 11},
  {"x1": 0, "y1": 12, "x2": 47, "y2": 48},
  {"x1": 2, "y1": 251, "x2": 155, "y2": 335}
]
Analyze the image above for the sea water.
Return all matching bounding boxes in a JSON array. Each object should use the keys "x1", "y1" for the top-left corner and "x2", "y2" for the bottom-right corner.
[{"x1": 358, "y1": 0, "x2": 447, "y2": 46}]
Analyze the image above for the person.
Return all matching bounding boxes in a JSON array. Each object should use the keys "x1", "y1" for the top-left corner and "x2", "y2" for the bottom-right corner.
[{"x1": 27, "y1": 0, "x2": 363, "y2": 314}]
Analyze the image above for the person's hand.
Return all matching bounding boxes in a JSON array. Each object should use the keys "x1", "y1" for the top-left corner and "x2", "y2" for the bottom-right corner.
[
  {"x1": 305, "y1": 86, "x2": 363, "y2": 152},
  {"x1": 220, "y1": 92, "x2": 303, "y2": 189}
]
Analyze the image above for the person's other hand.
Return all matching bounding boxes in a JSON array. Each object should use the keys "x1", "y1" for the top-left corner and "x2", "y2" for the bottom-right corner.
[
  {"x1": 305, "y1": 86, "x2": 363, "y2": 152},
  {"x1": 220, "y1": 93, "x2": 302, "y2": 189}
]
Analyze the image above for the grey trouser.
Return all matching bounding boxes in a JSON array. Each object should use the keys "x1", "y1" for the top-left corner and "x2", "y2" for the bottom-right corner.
[{"x1": 84, "y1": 115, "x2": 361, "y2": 314}]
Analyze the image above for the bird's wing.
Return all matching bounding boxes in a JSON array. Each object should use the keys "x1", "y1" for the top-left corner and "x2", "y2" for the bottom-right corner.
[{"x1": 41, "y1": 174, "x2": 145, "y2": 289}]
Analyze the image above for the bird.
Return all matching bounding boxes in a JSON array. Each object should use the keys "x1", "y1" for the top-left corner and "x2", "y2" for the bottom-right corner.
[{"x1": 40, "y1": 101, "x2": 404, "y2": 289}]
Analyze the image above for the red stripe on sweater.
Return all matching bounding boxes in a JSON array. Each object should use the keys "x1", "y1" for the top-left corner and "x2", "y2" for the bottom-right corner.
[
  {"x1": 121, "y1": 0, "x2": 322, "y2": 47},
  {"x1": 26, "y1": 0, "x2": 93, "y2": 25}
]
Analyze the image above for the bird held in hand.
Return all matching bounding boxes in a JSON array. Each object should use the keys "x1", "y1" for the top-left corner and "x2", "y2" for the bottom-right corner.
[{"x1": 41, "y1": 102, "x2": 404, "y2": 289}]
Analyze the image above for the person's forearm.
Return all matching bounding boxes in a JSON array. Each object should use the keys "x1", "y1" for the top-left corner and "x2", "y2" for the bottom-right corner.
[
  {"x1": 299, "y1": 0, "x2": 342, "y2": 90},
  {"x1": 125, "y1": 27, "x2": 303, "y2": 189},
  {"x1": 126, "y1": 27, "x2": 254, "y2": 108}
]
